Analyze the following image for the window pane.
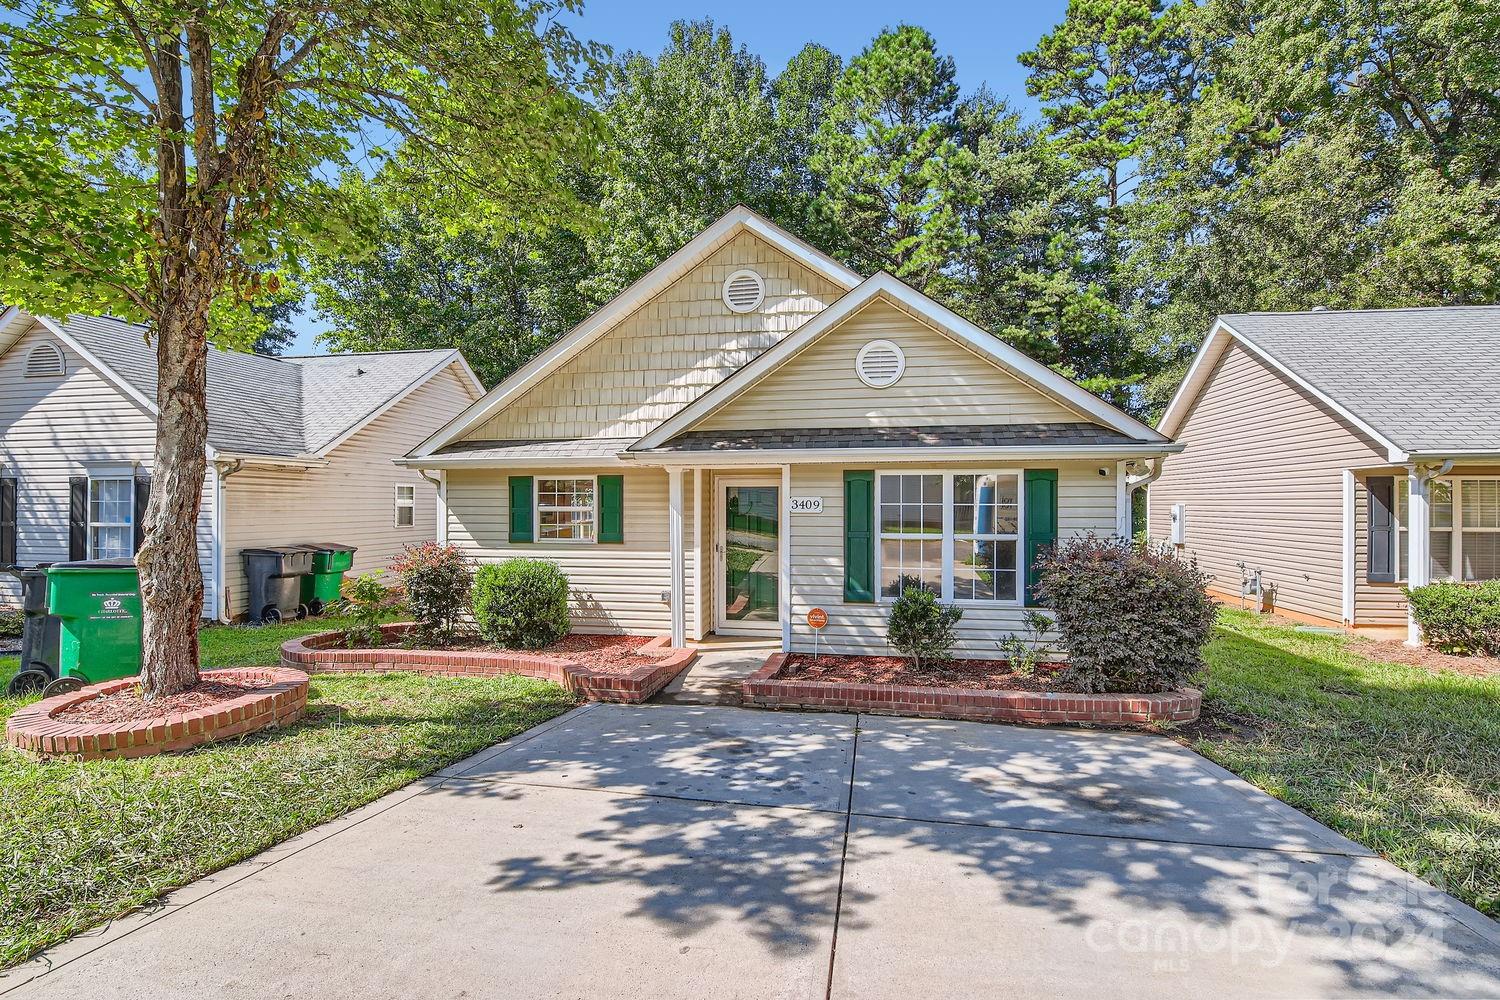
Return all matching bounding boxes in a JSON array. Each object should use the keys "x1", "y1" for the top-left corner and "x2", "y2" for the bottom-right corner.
[
  {"x1": 396, "y1": 485, "x2": 415, "y2": 502},
  {"x1": 89, "y1": 478, "x2": 131, "y2": 526},
  {"x1": 879, "y1": 538, "x2": 941, "y2": 598},
  {"x1": 954, "y1": 538, "x2": 1018, "y2": 601},
  {"x1": 1432, "y1": 529, "x2": 1454, "y2": 580},
  {"x1": 879, "y1": 475, "x2": 940, "y2": 536},
  {"x1": 1431, "y1": 481, "x2": 1453, "y2": 528},
  {"x1": 91, "y1": 525, "x2": 130, "y2": 560},
  {"x1": 396, "y1": 506, "x2": 414, "y2": 527},
  {"x1": 955, "y1": 474, "x2": 1019, "y2": 535},
  {"x1": 1464, "y1": 533, "x2": 1500, "y2": 581},
  {"x1": 1463, "y1": 481, "x2": 1500, "y2": 529}
]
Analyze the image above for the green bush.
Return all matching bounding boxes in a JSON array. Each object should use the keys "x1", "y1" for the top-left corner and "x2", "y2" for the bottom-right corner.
[
  {"x1": 886, "y1": 582, "x2": 963, "y2": 669},
  {"x1": 1035, "y1": 534, "x2": 1216, "y2": 693},
  {"x1": 1405, "y1": 581, "x2": 1500, "y2": 655},
  {"x1": 390, "y1": 541, "x2": 471, "y2": 647},
  {"x1": 472, "y1": 558, "x2": 571, "y2": 650},
  {"x1": 340, "y1": 571, "x2": 389, "y2": 649},
  {"x1": 0, "y1": 607, "x2": 21, "y2": 640}
]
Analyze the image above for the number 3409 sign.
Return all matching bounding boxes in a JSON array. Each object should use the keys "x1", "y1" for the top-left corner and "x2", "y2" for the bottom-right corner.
[{"x1": 806, "y1": 608, "x2": 827, "y2": 630}]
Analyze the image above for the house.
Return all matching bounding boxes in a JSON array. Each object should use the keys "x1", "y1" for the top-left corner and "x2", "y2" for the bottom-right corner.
[
  {"x1": 401, "y1": 206, "x2": 1179, "y2": 656},
  {"x1": 0, "y1": 309, "x2": 484, "y2": 620},
  {"x1": 1150, "y1": 307, "x2": 1500, "y2": 643}
]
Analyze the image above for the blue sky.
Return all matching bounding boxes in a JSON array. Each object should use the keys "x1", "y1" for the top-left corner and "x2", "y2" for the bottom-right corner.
[{"x1": 287, "y1": 0, "x2": 1069, "y2": 352}]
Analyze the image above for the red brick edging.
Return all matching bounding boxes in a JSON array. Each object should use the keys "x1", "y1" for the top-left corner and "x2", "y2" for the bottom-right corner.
[
  {"x1": 6, "y1": 667, "x2": 309, "y2": 761},
  {"x1": 742, "y1": 653, "x2": 1201, "y2": 726},
  {"x1": 281, "y1": 624, "x2": 696, "y2": 704}
]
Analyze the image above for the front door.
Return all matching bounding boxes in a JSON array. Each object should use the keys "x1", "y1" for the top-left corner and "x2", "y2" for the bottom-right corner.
[{"x1": 715, "y1": 479, "x2": 780, "y2": 635}]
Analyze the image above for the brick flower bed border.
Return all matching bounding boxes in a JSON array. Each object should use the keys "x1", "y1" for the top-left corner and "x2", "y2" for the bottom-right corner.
[
  {"x1": 742, "y1": 653, "x2": 1200, "y2": 726},
  {"x1": 6, "y1": 667, "x2": 309, "y2": 761},
  {"x1": 281, "y1": 623, "x2": 696, "y2": 704}
]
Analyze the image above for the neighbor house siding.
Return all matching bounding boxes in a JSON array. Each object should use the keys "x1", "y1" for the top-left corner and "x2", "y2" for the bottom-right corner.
[
  {"x1": 698, "y1": 300, "x2": 1086, "y2": 431},
  {"x1": 0, "y1": 323, "x2": 216, "y2": 615},
  {"x1": 460, "y1": 232, "x2": 845, "y2": 442},
  {"x1": 220, "y1": 363, "x2": 478, "y2": 618},
  {"x1": 1149, "y1": 341, "x2": 1390, "y2": 626}
]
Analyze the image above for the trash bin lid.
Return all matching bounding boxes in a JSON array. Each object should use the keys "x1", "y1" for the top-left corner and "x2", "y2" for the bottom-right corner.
[
  {"x1": 240, "y1": 546, "x2": 311, "y2": 556},
  {"x1": 48, "y1": 558, "x2": 138, "y2": 571},
  {"x1": 297, "y1": 542, "x2": 358, "y2": 554}
]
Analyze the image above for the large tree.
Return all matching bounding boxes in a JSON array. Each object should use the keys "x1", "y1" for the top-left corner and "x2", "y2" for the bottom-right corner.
[{"x1": 0, "y1": 1, "x2": 604, "y2": 697}]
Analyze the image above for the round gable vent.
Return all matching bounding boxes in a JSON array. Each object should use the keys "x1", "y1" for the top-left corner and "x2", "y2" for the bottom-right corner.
[
  {"x1": 24, "y1": 342, "x2": 65, "y2": 379},
  {"x1": 722, "y1": 269, "x2": 765, "y2": 313},
  {"x1": 855, "y1": 340, "x2": 905, "y2": 388}
]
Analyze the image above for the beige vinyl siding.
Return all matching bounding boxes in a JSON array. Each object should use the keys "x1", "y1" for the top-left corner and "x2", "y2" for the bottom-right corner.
[
  {"x1": 221, "y1": 364, "x2": 478, "y2": 618},
  {"x1": 699, "y1": 299, "x2": 1087, "y2": 431},
  {"x1": 461, "y1": 232, "x2": 844, "y2": 442},
  {"x1": 446, "y1": 466, "x2": 702, "y2": 636},
  {"x1": 0, "y1": 323, "x2": 216, "y2": 615},
  {"x1": 1148, "y1": 341, "x2": 1390, "y2": 626}
]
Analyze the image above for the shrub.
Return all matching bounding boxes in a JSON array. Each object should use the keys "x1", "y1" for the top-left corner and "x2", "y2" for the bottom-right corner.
[
  {"x1": 1035, "y1": 534, "x2": 1216, "y2": 694},
  {"x1": 1406, "y1": 581, "x2": 1500, "y2": 655},
  {"x1": 886, "y1": 582, "x2": 963, "y2": 669},
  {"x1": 340, "y1": 571, "x2": 389, "y2": 649},
  {"x1": 472, "y1": 558, "x2": 571, "y2": 650},
  {"x1": 0, "y1": 607, "x2": 20, "y2": 640},
  {"x1": 997, "y1": 610, "x2": 1055, "y2": 678},
  {"x1": 390, "y1": 542, "x2": 472, "y2": 647}
]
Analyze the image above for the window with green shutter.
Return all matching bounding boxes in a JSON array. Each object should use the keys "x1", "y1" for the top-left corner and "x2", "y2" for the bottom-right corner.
[
  {"x1": 844, "y1": 470, "x2": 875, "y2": 603},
  {"x1": 1023, "y1": 469, "x2": 1058, "y2": 606},
  {"x1": 508, "y1": 476, "x2": 534, "y2": 543},
  {"x1": 598, "y1": 475, "x2": 624, "y2": 543}
]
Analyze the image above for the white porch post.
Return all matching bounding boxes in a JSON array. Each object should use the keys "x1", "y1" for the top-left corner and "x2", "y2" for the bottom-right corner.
[
  {"x1": 691, "y1": 467, "x2": 703, "y2": 641},
  {"x1": 435, "y1": 471, "x2": 448, "y2": 545},
  {"x1": 1114, "y1": 461, "x2": 1130, "y2": 538},
  {"x1": 1406, "y1": 467, "x2": 1430, "y2": 646},
  {"x1": 780, "y1": 464, "x2": 792, "y2": 651},
  {"x1": 1341, "y1": 470, "x2": 1355, "y2": 627},
  {"x1": 669, "y1": 466, "x2": 686, "y2": 648}
]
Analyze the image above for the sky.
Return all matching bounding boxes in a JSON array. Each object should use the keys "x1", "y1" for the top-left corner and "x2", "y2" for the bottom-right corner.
[{"x1": 286, "y1": 0, "x2": 1070, "y2": 352}]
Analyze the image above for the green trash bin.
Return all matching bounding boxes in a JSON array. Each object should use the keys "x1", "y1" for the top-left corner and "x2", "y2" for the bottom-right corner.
[
  {"x1": 297, "y1": 542, "x2": 358, "y2": 615},
  {"x1": 45, "y1": 559, "x2": 142, "y2": 688}
]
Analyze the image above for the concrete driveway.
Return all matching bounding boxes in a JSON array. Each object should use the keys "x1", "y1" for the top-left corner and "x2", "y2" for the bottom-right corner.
[{"x1": 4, "y1": 703, "x2": 1498, "y2": 999}]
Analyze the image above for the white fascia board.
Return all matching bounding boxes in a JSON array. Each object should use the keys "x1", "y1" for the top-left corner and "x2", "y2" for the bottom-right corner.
[
  {"x1": 312, "y1": 351, "x2": 475, "y2": 458},
  {"x1": 1156, "y1": 322, "x2": 1232, "y2": 439},
  {"x1": 409, "y1": 207, "x2": 863, "y2": 459},
  {"x1": 0, "y1": 305, "x2": 36, "y2": 356},
  {"x1": 623, "y1": 443, "x2": 1184, "y2": 467},
  {"x1": 634, "y1": 273, "x2": 1168, "y2": 451}
]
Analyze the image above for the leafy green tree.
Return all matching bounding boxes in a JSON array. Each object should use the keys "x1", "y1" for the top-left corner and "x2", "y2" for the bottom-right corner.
[{"x1": 0, "y1": 1, "x2": 604, "y2": 697}]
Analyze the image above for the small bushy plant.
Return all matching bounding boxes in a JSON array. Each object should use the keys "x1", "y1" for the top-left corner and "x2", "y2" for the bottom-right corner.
[
  {"x1": 997, "y1": 610, "x2": 1055, "y2": 678},
  {"x1": 886, "y1": 582, "x2": 963, "y2": 669},
  {"x1": 390, "y1": 541, "x2": 472, "y2": 647},
  {"x1": 1036, "y1": 534, "x2": 1216, "y2": 693},
  {"x1": 340, "y1": 571, "x2": 389, "y2": 649},
  {"x1": 0, "y1": 607, "x2": 21, "y2": 640},
  {"x1": 1406, "y1": 581, "x2": 1500, "y2": 655},
  {"x1": 472, "y1": 558, "x2": 571, "y2": 650}
]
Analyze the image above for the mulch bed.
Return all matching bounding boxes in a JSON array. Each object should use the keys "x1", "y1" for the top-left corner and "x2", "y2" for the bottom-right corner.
[
  {"x1": 780, "y1": 653, "x2": 1064, "y2": 692},
  {"x1": 52, "y1": 678, "x2": 274, "y2": 725},
  {"x1": 348, "y1": 631, "x2": 663, "y2": 675},
  {"x1": 1350, "y1": 638, "x2": 1500, "y2": 679}
]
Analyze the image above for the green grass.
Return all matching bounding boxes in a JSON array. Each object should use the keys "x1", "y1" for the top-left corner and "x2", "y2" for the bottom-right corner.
[
  {"x1": 0, "y1": 615, "x2": 577, "y2": 969},
  {"x1": 1192, "y1": 609, "x2": 1500, "y2": 917}
]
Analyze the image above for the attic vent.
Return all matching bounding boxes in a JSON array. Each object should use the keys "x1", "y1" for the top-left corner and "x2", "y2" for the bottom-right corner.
[
  {"x1": 722, "y1": 269, "x2": 765, "y2": 313},
  {"x1": 855, "y1": 340, "x2": 905, "y2": 389},
  {"x1": 24, "y1": 342, "x2": 65, "y2": 379}
]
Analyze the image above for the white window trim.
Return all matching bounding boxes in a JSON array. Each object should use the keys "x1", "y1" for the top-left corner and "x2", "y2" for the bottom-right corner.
[
  {"x1": 874, "y1": 470, "x2": 1025, "y2": 608},
  {"x1": 535, "y1": 474, "x2": 598, "y2": 544},
  {"x1": 87, "y1": 475, "x2": 135, "y2": 560},
  {"x1": 1395, "y1": 475, "x2": 1500, "y2": 584},
  {"x1": 394, "y1": 484, "x2": 416, "y2": 528}
]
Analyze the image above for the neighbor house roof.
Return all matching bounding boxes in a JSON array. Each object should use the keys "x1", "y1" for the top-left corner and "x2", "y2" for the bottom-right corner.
[
  {"x1": 403, "y1": 438, "x2": 638, "y2": 467},
  {"x1": 1159, "y1": 306, "x2": 1500, "y2": 460},
  {"x1": 651, "y1": 424, "x2": 1147, "y2": 452}
]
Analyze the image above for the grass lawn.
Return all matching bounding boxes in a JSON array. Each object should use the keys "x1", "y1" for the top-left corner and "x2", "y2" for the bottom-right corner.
[
  {"x1": 0, "y1": 614, "x2": 578, "y2": 969},
  {"x1": 1192, "y1": 609, "x2": 1500, "y2": 918}
]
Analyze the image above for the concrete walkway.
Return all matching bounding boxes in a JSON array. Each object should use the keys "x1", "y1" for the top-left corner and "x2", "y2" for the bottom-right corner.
[
  {"x1": 652, "y1": 637, "x2": 777, "y2": 706},
  {"x1": 4, "y1": 704, "x2": 1498, "y2": 999}
]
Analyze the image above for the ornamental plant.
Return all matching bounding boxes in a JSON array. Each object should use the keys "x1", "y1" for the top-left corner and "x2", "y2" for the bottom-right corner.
[
  {"x1": 886, "y1": 582, "x2": 964, "y2": 669},
  {"x1": 1405, "y1": 581, "x2": 1500, "y2": 655},
  {"x1": 391, "y1": 542, "x2": 472, "y2": 648},
  {"x1": 472, "y1": 558, "x2": 571, "y2": 650},
  {"x1": 340, "y1": 572, "x2": 389, "y2": 650},
  {"x1": 1035, "y1": 534, "x2": 1216, "y2": 693}
]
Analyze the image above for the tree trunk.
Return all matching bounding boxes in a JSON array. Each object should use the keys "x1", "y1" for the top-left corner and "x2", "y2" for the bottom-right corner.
[{"x1": 136, "y1": 295, "x2": 211, "y2": 698}]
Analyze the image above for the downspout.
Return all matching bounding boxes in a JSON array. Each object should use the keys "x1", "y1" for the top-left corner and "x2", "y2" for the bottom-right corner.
[{"x1": 212, "y1": 459, "x2": 244, "y2": 623}]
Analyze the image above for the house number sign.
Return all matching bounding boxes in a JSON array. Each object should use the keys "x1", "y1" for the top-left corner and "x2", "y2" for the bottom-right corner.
[{"x1": 789, "y1": 496, "x2": 823, "y2": 514}]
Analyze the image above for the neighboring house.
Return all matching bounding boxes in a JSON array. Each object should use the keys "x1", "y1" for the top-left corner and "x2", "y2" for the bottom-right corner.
[
  {"x1": 1150, "y1": 307, "x2": 1500, "y2": 642},
  {"x1": 0, "y1": 309, "x2": 484, "y2": 620},
  {"x1": 403, "y1": 206, "x2": 1179, "y2": 656}
]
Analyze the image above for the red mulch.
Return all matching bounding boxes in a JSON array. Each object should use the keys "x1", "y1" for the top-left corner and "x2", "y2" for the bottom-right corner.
[
  {"x1": 1350, "y1": 638, "x2": 1500, "y2": 679},
  {"x1": 779, "y1": 653, "x2": 1064, "y2": 692},
  {"x1": 540, "y1": 634, "x2": 659, "y2": 674},
  {"x1": 53, "y1": 679, "x2": 272, "y2": 724}
]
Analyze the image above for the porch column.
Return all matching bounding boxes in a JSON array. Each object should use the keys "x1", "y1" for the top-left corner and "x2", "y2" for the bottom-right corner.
[
  {"x1": 691, "y1": 468, "x2": 703, "y2": 641},
  {"x1": 669, "y1": 466, "x2": 686, "y2": 648},
  {"x1": 1114, "y1": 461, "x2": 1130, "y2": 538},
  {"x1": 1406, "y1": 467, "x2": 1430, "y2": 646},
  {"x1": 780, "y1": 464, "x2": 792, "y2": 651},
  {"x1": 436, "y1": 471, "x2": 448, "y2": 545}
]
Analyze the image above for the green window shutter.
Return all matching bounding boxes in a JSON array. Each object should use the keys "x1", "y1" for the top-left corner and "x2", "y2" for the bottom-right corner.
[
  {"x1": 844, "y1": 470, "x2": 875, "y2": 603},
  {"x1": 1024, "y1": 469, "x2": 1058, "y2": 606},
  {"x1": 598, "y1": 475, "x2": 624, "y2": 543},
  {"x1": 508, "y1": 476, "x2": 534, "y2": 543}
]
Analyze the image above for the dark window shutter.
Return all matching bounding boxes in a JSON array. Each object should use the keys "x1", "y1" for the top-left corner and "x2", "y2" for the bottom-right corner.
[
  {"x1": 508, "y1": 476, "x2": 534, "y2": 543},
  {"x1": 844, "y1": 470, "x2": 875, "y2": 603},
  {"x1": 597, "y1": 475, "x2": 624, "y2": 543},
  {"x1": 0, "y1": 478, "x2": 16, "y2": 567},
  {"x1": 1024, "y1": 469, "x2": 1058, "y2": 606},
  {"x1": 1368, "y1": 476, "x2": 1395, "y2": 583},
  {"x1": 133, "y1": 475, "x2": 151, "y2": 554},
  {"x1": 69, "y1": 476, "x2": 88, "y2": 560}
]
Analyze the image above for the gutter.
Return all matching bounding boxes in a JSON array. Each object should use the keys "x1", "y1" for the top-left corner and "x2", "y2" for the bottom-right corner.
[
  {"x1": 213, "y1": 451, "x2": 329, "y2": 469},
  {"x1": 616, "y1": 443, "x2": 1186, "y2": 467}
]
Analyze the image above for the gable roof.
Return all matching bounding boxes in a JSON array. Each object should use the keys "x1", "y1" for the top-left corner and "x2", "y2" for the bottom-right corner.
[
  {"x1": 409, "y1": 205, "x2": 863, "y2": 458},
  {"x1": 1159, "y1": 307, "x2": 1500, "y2": 460},
  {"x1": 1, "y1": 311, "x2": 482, "y2": 461},
  {"x1": 632, "y1": 272, "x2": 1170, "y2": 452}
]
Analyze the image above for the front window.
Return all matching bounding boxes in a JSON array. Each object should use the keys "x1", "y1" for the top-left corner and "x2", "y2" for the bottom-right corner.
[
  {"x1": 877, "y1": 471, "x2": 1023, "y2": 604},
  {"x1": 537, "y1": 477, "x2": 596, "y2": 542},
  {"x1": 1396, "y1": 477, "x2": 1500, "y2": 582},
  {"x1": 395, "y1": 484, "x2": 415, "y2": 527},
  {"x1": 89, "y1": 477, "x2": 133, "y2": 559}
]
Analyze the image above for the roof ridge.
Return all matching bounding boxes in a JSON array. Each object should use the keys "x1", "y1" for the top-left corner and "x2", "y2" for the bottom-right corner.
[{"x1": 1221, "y1": 305, "x2": 1500, "y2": 318}]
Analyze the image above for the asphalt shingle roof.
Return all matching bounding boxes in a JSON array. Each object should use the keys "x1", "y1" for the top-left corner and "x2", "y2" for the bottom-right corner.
[
  {"x1": 648, "y1": 423, "x2": 1142, "y2": 452},
  {"x1": 1220, "y1": 307, "x2": 1500, "y2": 454},
  {"x1": 62, "y1": 315, "x2": 458, "y2": 459},
  {"x1": 431, "y1": 438, "x2": 637, "y2": 461}
]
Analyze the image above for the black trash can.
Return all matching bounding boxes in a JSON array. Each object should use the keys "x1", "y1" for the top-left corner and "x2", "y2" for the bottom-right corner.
[
  {"x1": 3, "y1": 565, "x2": 61, "y2": 695},
  {"x1": 240, "y1": 546, "x2": 315, "y2": 624}
]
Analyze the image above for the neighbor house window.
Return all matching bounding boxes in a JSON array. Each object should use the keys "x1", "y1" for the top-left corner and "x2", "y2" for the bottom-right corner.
[
  {"x1": 88, "y1": 477, "x2": 133, "y2": 559},
  {"x1": 1396, "y1": 477, "x2": 1500, "y2": 582},
  {"x1": 536, "y1": 477, "x2": 596, "y2": 542},
  {"x1": 395, "y1": 484, "x2": 415, "y2": 527},
  {"x1": 877, "y1": 471, "x2": 1023, "y2": 603}
]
